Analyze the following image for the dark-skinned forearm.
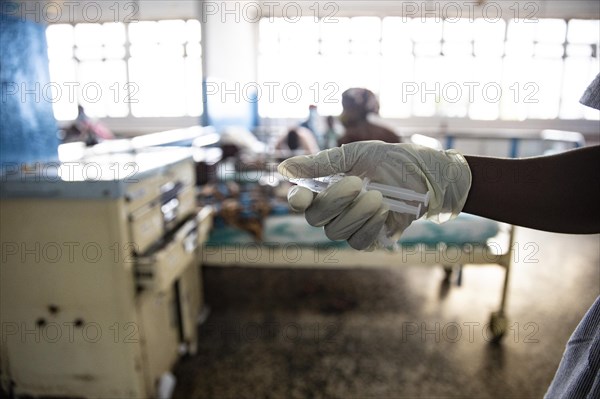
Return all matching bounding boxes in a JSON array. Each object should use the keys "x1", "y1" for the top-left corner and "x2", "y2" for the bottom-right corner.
[{"x1": 462, "y1": 146, "x2": 600, "y2": 234}]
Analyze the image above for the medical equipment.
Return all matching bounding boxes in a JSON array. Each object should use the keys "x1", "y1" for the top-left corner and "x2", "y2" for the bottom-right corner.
[
  {"x1": 287, "y1": 174, "x2": 430, "y2": 218},
  {"x1": 0, "y1": 149, "x2": 213, "y2": 398}
]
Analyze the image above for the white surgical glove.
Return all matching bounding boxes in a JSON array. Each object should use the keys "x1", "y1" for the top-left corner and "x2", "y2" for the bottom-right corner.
[{"x1": 277, "y1": 141, "x2": 472, "y2": 250}]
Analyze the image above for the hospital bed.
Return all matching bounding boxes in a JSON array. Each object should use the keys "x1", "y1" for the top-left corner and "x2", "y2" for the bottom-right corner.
[
  {"x1": 200, "y1": 183, "x2": 515, "y2": 343},
  {"x1": 198, "y1": 131, "x2": 585, "y2": 343}
]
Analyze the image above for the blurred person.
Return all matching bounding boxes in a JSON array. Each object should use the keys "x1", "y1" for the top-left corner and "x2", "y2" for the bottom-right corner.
[
  {"x1": 338, "y1": 88, "x2": 400, "y2": 145},
  {"x1": 274, "y1": 126, "x2": 320, "y2": 155},
  {"x1": 61, "y1": 105, "x2": 114, "y2": 146}
]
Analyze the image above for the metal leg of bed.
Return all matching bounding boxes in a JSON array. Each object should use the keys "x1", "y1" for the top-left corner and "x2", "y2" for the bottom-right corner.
[{"x1": 489, "y1": 224, "x2": 516, "y2": 343}]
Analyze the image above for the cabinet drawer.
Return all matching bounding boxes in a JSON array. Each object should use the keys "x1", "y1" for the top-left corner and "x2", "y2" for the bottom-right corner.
[
  {"x1": 125, "y1": 174, "x2": 162, "y2": 213},
  {"x1": 136, "y1": 217, "x2": 199, "y2": 292},
  {"x1": 163, "y1": 161, "x2": 195, "y2": 188},
  {"x1": 175, "y1": 186, "x2": 196, "y2": 223},
  {"x1": 130, "y1": 202, "x2": 163, "y2": 255},
  {"x1": 160, "y1": 185, "x2": 196, "y2": 232}
]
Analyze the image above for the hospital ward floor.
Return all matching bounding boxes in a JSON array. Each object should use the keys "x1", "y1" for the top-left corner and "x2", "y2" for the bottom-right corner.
[{"x1": 173, "y1": 227, "x2": 600, "y2": 399}]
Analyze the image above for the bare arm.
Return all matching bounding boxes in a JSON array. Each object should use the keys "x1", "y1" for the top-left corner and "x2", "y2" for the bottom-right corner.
[{"x1": 462, "y1": 146, "x2": 600, "y2": 234}]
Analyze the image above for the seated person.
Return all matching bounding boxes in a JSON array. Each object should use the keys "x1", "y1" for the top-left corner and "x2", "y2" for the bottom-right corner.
[
  {"x1": 274, "y1": 126, "x2": 320, "y2": 155},
  {"x1": 61, "y1": 105, "x2": 114, "y2": 146},
  {"x1": 338, "y1": 88, "x2": 400, "y2": 145}
]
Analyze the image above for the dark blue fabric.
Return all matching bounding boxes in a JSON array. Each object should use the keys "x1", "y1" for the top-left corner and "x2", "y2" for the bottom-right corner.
[
  {"x1": 0, "y1": 13, "x2": 59, "y2": 165},
  {"x1": 545, "y1": 296, "x2": 600, "y2": 398},
  {"x1": 580, "y1": 73, "x2": 600, "y2": 111}
]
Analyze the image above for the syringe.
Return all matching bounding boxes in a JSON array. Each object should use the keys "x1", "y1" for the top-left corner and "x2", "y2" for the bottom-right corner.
[{"x1": 288, "y1": 174, "x2": 429, "y2": 218}]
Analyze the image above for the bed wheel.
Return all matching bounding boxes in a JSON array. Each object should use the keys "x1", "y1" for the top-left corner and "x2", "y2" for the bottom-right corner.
[{"x1": 488, "y1": 311, "x2": 508, "y2": 343}]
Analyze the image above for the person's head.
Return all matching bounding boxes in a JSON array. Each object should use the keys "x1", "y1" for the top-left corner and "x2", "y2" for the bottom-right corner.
[
  {"x1": 287, "y1": 129, "x2": 300, "y2": 150},
  {"x1": 339, "y1": 88, "x2": 380, "y2": 127}
]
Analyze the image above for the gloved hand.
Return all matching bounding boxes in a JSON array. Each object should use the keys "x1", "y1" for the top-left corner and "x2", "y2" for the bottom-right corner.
[{"x1": 278, "y1": 141, "x2": 472, "y2": 250}]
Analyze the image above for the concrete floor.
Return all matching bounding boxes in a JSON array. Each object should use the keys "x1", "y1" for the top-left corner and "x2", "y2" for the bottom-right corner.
[{"x1": 173, "y1": 227, "x2": 599, "y2": 399}]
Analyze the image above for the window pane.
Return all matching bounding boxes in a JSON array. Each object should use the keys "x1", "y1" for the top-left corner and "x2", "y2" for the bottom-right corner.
[
  {"x1": 320, "y1": 38, "x2": 350, "y2": 55},
  {"x1": 443, "y1": 18, "x2": 473, "y2": 42},
  {"x1": 103, "y1": 60, "x2": 128, "y2": 118},
  {"x1": 350, "y1": 17, "x2": 381, "y2": 54},
  {"x1": 320, "y1": 17, "x2": 351, "y2": 41},
  {"x1": 413, "y1": 57, "x2": 443, "y2": 116},
  {"x1": 473, "y1": 40, "x2": 504, "y2": 57},
  {"x1": 77, "y1": 61, "x2": 107, "y2": 117},
  {"x1": 75, "y1": 46, "x2": 103, "y2": 61},
  {"x1": 346, "y1": 54, "x2": 381, "y2": 90},
  {"x1": 186, "y1": 19, "x2": 201, "y2": 42},
  {"x1": 414, "y1": 42, "x2": 441, "y2": 56},
  {"x1": 507, "y1": 19, "x2": 535, "y2": 41},
  {"x1": 381, "y1": 17, "x2": 412, "y2": 56},
  {"x1": 566, "y1": 44, "x2": 593, "y2": 57},
  {"x1": 129, "y1": 56, "x2": 186, "y2": 117},
  {"x1": 313, "y1": 55, "x2": 345, "y2": 116},
  {"x1": 474, "y1": 18, "x2": 506, "y2": 42},
  {"x1": 473, "y1": 18, "x2": 505, "y2": 57},
  {"x1": 501, "y1": 57, "x2": 535, "y2": 120},
  {"x1": 74, "y1": 23, "x2": 103, "y2": 47},
  {"x1": 567, "y1": 20, "x2": 600, "y2": 44},
  {"x1": 157, "y1": 20, "x2": 186, "y2": 43},
  {"x1": 275, "y1": 17, "x2": 318, "y2": 55},
  {"x1": 186, "y1": 42, "x2": 202, "y2": 58},
  {"x1": 104, "y1": 45, "x2": 126, "y2": 59},
  {"x1": 103, "y1": 23, "x2": 125, "y2": 45},
  {"x1": 409, "y1": 18, "x2": 442, "y2": 42},
  {"x1": 534, "y1": 19, "x2": 566, "y2": 43},
  {"x1": 469, "y1": 58, "x2": 503, "y2": 120},
  {"x1": 259, "y1": 19, "x2": 280, "y2": 54},
  {"x1": 380, "y1": 54, "x2": 414, "y2": 118},
  {"x1": 526, "y1": 59, "x2": 563, "y2": 119},
  {"x1": 438, "y1": 55, "x2": 474, "y2": 118},
  {"x1": 129, "y1": 44, "x2": 155, "y2": 57},
  {"x1": 350, "y1": 17, "x2": 381, "y2": 40},
  {"x1": 534, "y1": 43, "x2": 564, "y2": 58},
  {"x1": 46, "y1": 24, "x2": 74, "y2": 59},
  {"x1": 504, "y1": 40, "x2": 534, "y2": 57},
  {"x1": 128, "y1": 21, "x2": 158, "y2": 44},
  {"x1": 320, "y1": 17, "x2": 351, "y2": 55},
  {"x1": 443, "y1": 42, "x2": 472, "y2": 56},
  {"x1": 48, "y1": 59, "x2": 78, "y2": 120}
]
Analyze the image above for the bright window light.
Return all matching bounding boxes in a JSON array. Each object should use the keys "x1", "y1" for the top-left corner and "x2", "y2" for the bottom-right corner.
[
  {"x1": 258, "y1": 16, "x2": 599, "y2": 120},
  {"x1": 45, "y1": 20, "x2": 203, "y2": 120}
]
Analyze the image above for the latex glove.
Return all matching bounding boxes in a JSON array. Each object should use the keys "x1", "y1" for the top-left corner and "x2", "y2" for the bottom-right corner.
[{"x1": 278, "y1": 141, "x2": 472, "y2": 250}]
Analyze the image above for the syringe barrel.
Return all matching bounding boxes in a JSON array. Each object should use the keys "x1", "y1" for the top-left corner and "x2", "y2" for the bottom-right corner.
[
  {"x1": 366, "y1": 181, "x2": 428, "y2": 204},
  {"x1": 382, "y1": 198, "x2": 420, "y2": 216}
]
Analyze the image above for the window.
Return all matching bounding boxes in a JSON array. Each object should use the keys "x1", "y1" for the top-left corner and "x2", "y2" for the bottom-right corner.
[
  {"x1": 45, "y1": 19, "x2": 203, "y2": 121},
  {"x1": 258, "y1": 17, "x2": 600, "y2": 120}
]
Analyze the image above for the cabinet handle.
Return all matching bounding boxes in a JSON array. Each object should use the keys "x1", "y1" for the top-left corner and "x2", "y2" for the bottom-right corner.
[{"x1": 183, "y1": 229, "x2": 198, "y2": 253}]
